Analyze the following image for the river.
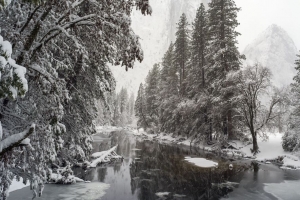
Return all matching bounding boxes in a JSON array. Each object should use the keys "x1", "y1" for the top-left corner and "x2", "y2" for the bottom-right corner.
[{"x1": 8, "y1": 130, "x2": 300, "y2": 200}]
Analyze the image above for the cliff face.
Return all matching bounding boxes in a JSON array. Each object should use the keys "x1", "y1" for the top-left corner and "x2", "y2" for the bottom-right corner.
[
  {"x1": 243, "y1": 24, "x2": 298, "y2": 87},
  {"x1": 110, "y1": 0, "x2": 207, "y2": 94}
]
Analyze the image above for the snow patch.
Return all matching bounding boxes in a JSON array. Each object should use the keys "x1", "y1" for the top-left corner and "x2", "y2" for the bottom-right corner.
[
  {"x1": 8, "y1": 177, "x2": 29, "y2": 192},
  {"x1": 155, "y1": 192, "x2": 170, "y2": 197},
  {"x1": 184, "y1": 157, "x2": 218, "y2": 168}
]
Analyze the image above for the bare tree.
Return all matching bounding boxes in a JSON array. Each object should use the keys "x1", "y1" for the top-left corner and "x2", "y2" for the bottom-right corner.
[{"x1": 230, "y1": 64, "x2": 281, "y2": 154}]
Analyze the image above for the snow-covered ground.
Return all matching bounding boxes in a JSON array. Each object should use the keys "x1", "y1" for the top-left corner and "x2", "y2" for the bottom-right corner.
[
  {"x1": 8, "y1": 178, "x2": 29, "y2": 192},
  {"x1": 235, "y1": 133, "x2": 300, "y2": 169}
]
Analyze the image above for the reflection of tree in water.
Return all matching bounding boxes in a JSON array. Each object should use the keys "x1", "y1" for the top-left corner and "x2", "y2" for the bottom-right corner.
[
  {"x1": 113, "y1": 162, "x2": 122, "y2": 173},
  {"x1": 251, "y1": 161, "x2": 259, "y2": 181},
  {"x1": 130, "y1": 140, "x2": 249, "y2": 200},
  {"x1": 111, "y1": 131, "x2": 137, "y2": 161},
  {"x1": 97, "y1": 167, "x2": 108, "y2": 182}
]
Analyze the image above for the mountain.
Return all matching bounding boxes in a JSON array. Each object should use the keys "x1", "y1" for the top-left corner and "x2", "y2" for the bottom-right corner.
[
  {"x1": 243, "y1": 24, "x2": 298, "y2": 87},
  {"x1": 110, "y1": 0, "x2": 208, "y2": 95}
]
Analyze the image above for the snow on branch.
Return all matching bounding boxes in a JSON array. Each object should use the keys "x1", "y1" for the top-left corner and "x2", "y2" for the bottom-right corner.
[
  {"x1": 89, "y1": 145, "x2": 123, "y2": 168},
  {"x1": 0, "y1": 124, "x2": 35, "y2": 156}
]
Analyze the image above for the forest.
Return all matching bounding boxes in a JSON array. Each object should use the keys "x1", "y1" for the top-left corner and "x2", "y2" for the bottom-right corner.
[{"x1": 135, "y1": 2, "x2": 299, "y2": 156}]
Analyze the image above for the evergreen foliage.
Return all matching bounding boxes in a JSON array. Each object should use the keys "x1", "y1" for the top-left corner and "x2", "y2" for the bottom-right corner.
[
  {"x1": 174, "y1": 13, "x2": 190, "y2": 97},
  {"x1": 283, "y1": 52, "x2": 300, "y2": 152},
  {"x1": 135, "y1": 83, "x2": 148, "y2": 129}
]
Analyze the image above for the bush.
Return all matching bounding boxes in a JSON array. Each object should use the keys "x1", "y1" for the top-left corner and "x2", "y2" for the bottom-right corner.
[{"x1": 282, "y1": 131, "x2": 299, "y2": 152}]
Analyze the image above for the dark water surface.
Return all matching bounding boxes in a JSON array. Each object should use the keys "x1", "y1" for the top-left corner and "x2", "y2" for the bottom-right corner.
[{"x1": 9, "y1": 130, "x2": 300, "y2": 200}]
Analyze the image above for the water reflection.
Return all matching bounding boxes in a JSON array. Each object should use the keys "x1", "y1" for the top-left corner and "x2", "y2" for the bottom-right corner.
[
  {"x1": 12, "y1": 130, "x2": 300, "y2": 200},
  {"x1": 129, "y1": 139, "x2": 248, "y2": 200},
  {"x1": 84, "y1": 131, "x2": 249, "y2": 200}
]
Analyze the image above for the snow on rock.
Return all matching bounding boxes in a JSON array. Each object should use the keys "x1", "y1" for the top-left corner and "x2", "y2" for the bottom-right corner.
[
  {"x1": 184, "y1": 157, "x2": 218, "y2": 168},
  {"x1": 155, "y1": 192, "x2": 170, "y2": 198},
  {"x1": 89, "y1": 145, "x2": 123, "y2": 167},
  {"x1": 49, "y1": 173, "x2": 85, "y2": 184},
  {"x1": 74, "y1": 177, "x2": 84, "y2": 182}
]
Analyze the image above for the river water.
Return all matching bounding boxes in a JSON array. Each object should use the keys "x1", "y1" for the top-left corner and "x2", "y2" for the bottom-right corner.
[{"x1": 9, "y1": 130, "x2": 300, "y2": 200}]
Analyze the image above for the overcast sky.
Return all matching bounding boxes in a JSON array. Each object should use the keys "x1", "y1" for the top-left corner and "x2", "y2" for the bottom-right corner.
[{"x1": 235, "y1": 0, "x2": 300, "y2": 52}]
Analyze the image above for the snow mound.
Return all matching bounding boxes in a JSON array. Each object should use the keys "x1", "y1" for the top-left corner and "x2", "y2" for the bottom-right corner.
[
  {"x1": 155, "y1": 192, "x2": 170, "y2": 197},
  {"x1": 184, "y1": 157, "x2": 218, "y2": 168}
]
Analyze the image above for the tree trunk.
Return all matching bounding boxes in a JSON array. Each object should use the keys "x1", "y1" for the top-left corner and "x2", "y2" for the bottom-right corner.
[
  {"x1": 251, "y1": 132, "x2": 259, "y2": 155},
  {"x1": 209, "y1": 117, "x2": 212, "y2": 141}
]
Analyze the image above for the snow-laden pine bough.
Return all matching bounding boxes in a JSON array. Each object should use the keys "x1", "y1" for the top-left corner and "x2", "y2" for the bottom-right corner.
[
  {"x1": 89, "y1": 145, "x2": 123, "y2": 168},
  {"x1": 47, "y1": 146, "x2": 123, "y2": 185}
]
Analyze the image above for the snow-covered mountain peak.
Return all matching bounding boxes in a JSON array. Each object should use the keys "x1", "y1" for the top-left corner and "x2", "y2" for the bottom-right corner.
[{"x1": 243, "y1": 24, "x2": 298, "y2": 87}]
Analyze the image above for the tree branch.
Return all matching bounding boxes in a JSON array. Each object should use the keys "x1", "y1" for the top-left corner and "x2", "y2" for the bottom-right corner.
[{"x1": 0, "y1": 124, "x2": 35, "y2": 156}]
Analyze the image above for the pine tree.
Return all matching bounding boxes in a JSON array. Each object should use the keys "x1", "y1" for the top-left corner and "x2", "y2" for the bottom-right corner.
[
  {"x1": 282, "y1": 52, "x2": 300, "y2": 151},
  {"x1": 128, "y1": 93, "x2": 135, "y2": 117},
  {"x1": 145, "y1": 64, "x2": 160, "y2": 128},
  {"x1": 206, "y1": 0, "x2": 242, "y2": 139},
  {"x1": 174, "y1": 13, "x2": 190, "y2": 97},
  {"x1": 119, "y1": 87, "x2": 129, "y2": 114},
  {"x1": 135, "y1": 83, "x2": 148, "y2": 129},
  {"x1": 112, "y1": 93, "x2": 121, "y2": 126},
  {"x1": 187, "y1": 3, "x2": 208, "y2": 98},
  {"x1": 160, "y1": 43, "x2": 176, "y2": 99},
  {"x1": 158, "y1": 43, "x2": 181, "y2": 133}
]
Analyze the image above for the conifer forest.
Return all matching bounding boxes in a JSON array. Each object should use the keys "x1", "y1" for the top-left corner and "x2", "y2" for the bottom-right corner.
[{"x1": 1, "y1": 0, "x2": 300, "y2": 199}]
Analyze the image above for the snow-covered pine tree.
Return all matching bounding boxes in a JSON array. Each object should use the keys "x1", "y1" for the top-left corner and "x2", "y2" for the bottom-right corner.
[
  {"x1": 112, "y1": 93, "x2": 122, "y2": 127},
  {"x1": 174, "y1": 13, "x2": 190, "y2": 97},
  {"x1": 206, "y1": 0, "x2": 242, "y2": 139},
  {"x1": 128, "y1": 93, "x2": 135, "y2": 124},
  {"x1": 187, "y1": 3, "x2": 208, "y2": 98},
  {"x1": 183, "y1": 3, "x2": 212, "y2": 140},
  {"x1": 135, "y1": 83, "x2": 148, "y2": 129},
  {"x1": 145, "y1": 64, "x2": 160, "y2": 129},
  {"x1": 119, "y1": 87, "x2": 129, "y2": 126},
  {"x1": 158, "y1": 43, "x2": 180, "y2": 133},
  {"x1": 283, "y1": 52, "x2": 300, "y2": 151},
  {"x1": 120, "y1": 88, "x2": 129, "y2": 115}
]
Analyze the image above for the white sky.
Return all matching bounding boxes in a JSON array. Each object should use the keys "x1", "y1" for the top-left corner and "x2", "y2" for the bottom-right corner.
[{"x1": 235, "y1": 0, "x2": 300, "y2": 52}]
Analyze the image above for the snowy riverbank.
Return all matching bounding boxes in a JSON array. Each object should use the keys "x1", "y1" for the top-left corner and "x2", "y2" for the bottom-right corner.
[{"x1": 130, "y1": 128, "x2": 300, "y2": 170}]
